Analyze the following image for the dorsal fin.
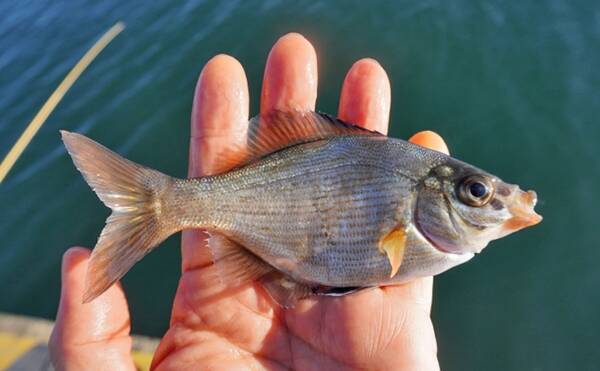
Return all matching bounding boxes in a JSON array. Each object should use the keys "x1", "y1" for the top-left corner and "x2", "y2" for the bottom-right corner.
[{"x1": 210, "y1": 110, "x2": 383, "y2": 174}]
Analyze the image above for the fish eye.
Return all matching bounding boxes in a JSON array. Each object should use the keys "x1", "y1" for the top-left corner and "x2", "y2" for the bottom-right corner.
[
  {"x1": 469, "y1": 182, "x2": 487, "y2": 198},
  {"x1": 458, "y1": 175, "x2": 494, "y2": 207}
]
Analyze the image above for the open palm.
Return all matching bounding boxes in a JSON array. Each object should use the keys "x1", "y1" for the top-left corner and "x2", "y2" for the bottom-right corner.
[{"x1": 51, "y1": 33, "x2": 447, "y2": 370}]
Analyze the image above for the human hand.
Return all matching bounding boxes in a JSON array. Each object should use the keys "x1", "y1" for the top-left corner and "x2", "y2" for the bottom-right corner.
[{"x1": 50, "y1": 33, "x2": 449, "y2": 370}]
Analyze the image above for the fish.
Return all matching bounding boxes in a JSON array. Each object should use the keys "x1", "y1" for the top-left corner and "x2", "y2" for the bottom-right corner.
[{"x1": 61, "y1": 110, "x2": 542, "y2": 306}]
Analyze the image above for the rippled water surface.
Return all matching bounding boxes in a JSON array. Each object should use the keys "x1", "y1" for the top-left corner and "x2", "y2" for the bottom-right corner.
[{"x1": 1, "y1": 1, "x2": 599, "y2": 369}]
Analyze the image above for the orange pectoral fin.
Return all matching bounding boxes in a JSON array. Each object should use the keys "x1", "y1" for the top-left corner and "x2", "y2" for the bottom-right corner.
[{"x1": 379, "y1": 227, "x2": 407, "y2": 278}]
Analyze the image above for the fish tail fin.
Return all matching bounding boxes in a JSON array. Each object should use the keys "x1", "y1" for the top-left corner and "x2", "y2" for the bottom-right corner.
[{"x1": 61, "y1": 131, "x2": 176, "y2": 303}]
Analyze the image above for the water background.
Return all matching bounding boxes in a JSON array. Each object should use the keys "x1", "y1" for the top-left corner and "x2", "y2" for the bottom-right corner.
[{"x1": 1, "y1": 1, "x2": 599, "y2": 369}]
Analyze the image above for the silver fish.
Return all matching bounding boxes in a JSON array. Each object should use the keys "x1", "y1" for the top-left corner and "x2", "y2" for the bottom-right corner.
[{"x1": 61, "y1": 110, "x2": 542, "y2": 306}]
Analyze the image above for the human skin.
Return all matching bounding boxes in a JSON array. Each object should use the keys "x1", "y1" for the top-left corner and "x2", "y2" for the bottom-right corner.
[{"x1": 49, "y1": 33, "x2": 449, "y2": 370}]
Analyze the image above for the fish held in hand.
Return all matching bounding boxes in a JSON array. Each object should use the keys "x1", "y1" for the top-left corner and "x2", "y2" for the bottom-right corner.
[{"x1": 61, "y1": 111, "x2": 542, "y2": 306}]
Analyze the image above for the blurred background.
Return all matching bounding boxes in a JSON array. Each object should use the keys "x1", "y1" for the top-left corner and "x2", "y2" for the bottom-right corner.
[{"x1": 1, "y1": 1, "x2": 599, "y2": 370}]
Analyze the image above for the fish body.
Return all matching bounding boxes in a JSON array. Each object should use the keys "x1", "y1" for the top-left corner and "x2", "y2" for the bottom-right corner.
[
  {"x1": 62, "y1": 111, "x2": 541, "y2": 306},
  {"x1": 172, "y1": 136, "x2": 469, "y2": 286}
]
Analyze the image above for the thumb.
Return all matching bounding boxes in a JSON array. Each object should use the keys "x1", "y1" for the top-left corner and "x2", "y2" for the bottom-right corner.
[
  {"x1": 49, "y1": 247, "x2": 136, "y2": 370},
  {"x1": 409, "y1": 130, "x2": 450, "y2": 155}
]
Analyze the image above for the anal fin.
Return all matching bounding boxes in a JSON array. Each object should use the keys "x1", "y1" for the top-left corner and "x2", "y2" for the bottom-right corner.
[
  {"x1": 207, "y1": 233, "x2": 273, "y2": 285},
  {"x1": 207, "y1": 233, "x2": 314, "y2": 308},
  {"x1": 259, "y1": 272, "x2": 312, "y2": 308}
]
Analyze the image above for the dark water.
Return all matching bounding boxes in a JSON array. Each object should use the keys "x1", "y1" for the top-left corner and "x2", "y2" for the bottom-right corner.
[{"x1": 1, "y1": 1, "x2": 599, "y2": 369}]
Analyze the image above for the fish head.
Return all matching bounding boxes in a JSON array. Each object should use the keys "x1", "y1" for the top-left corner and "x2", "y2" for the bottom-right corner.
[{"x1": 414, "y1": 159, "x2": 542, "y2": 255}]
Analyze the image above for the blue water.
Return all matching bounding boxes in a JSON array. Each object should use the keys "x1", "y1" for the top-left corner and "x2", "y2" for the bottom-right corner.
[{"x1": 1, "y1": 1, "x2": 599, "y2": 369}]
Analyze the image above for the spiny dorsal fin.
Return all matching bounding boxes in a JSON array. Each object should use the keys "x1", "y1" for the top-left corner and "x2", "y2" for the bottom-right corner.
[{"x1": 211, "y1": 110, "x2": 383, "y2": 174}]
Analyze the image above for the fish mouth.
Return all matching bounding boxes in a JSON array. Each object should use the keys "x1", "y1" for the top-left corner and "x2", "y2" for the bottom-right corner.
[{"x1": 503, "y1": 190, "x2": 543, "y2": 231}]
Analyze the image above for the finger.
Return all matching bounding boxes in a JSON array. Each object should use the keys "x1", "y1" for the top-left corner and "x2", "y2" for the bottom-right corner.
[
  {"x1": 261, "y1": 33, "x2": 318, "y2": 114},
  {"x1": 338, "y1": 58, "x2": 391, "y2": 134},
  {"x1": 409, "y1": 130, "x2": 449, "y2": 155},
  {"x1": 189, "y1": 54, "x2": 249, "y2": 177},
  {"x1": 49, "y1": 247, "x2": 135, "y2": 370},
  {"x1": 182, "y1": 54, "x2": 249, "y2": 271}
]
